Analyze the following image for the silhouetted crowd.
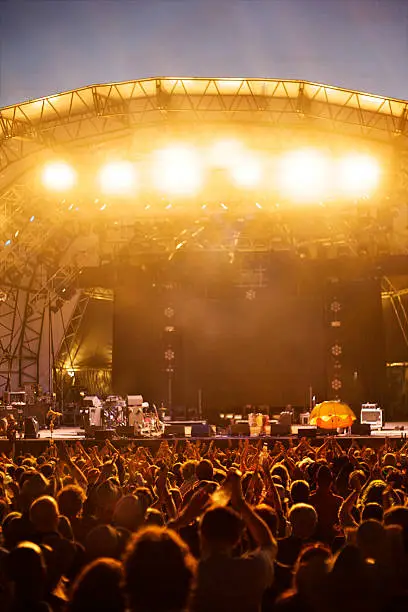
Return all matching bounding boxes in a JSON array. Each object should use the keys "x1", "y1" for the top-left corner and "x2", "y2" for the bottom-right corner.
[{"x1": 1, "y1": 434, "x2": 408, "y2": 611}]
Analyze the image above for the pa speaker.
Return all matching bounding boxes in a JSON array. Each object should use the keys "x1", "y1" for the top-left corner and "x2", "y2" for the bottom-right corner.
[
  {"x1": 24, "y1": 416, "x2": 39, "y2": 439},
  {"x1": 94, "y1": 429, "x2": 116, "y2": 441},
  {"x1": 164, "y1": 423, "x2": 186, "y2": 437},
  {"x1": 270, "y1": 423, "x2": 291, "y2": 436},
  {"x1": 297, "y1": 427, "x2": 317, "y2": 439},
  {"x1": 230, "y1": 422, "x2": 250, "y2": 436},
  {"x1": 351, "y1": 422, "x2": 371, "y2": 436},
  {"x1": 191, "y1": 423, "x2": 211, "y2": 437},
  {"x1": 116, "y1": 426, "x2": 135, "y2": 438}
]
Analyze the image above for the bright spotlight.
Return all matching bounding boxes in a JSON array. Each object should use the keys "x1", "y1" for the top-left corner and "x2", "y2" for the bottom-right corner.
[
  {"x1": 278, "y1": 149, "x2": 329, "y2": 202},
  {"x1": 337, "y1": 154, "x2": 381, "y2": 196},
  {"x1": 231, "y1": 156, "x2": 262, "y2": 188},
  {"x1": 99, "y1": 161, "x2": 136, "y2": 195},
  {"x1": 42, "y1": 162, "x2": 76, "y2": 191},
  {"x1": 153, "y1": 146, "x2": 202, "y2": 195}
]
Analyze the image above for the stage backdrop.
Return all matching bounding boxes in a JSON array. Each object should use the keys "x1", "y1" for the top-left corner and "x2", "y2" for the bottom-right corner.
[{"x1": 112, "y1": 264, "x2": 327, "y2": 412}]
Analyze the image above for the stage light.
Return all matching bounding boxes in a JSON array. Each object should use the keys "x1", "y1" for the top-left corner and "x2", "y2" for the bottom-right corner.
[
  {"x1": 99, "y1": 161, "x2": 136, "y2": 195},
  {"x1": 337, "y1": 154, "x2": 381, "y2": 196},
  {"x1": 42, "y1": 161, "x2": 76, "y2": 191},
  {"x1": 231, "y1": 156, "x2": 262, "y2": 188},
  {"x1": 153, "y1": 146, "x2": 203, "y2": 195},
  {"x1": 278, "y1": 149, "x2": 329, "y2": 202}
]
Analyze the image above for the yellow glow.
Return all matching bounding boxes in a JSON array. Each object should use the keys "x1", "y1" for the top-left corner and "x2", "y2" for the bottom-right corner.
[
  {"x1": 278, "y1": 149, "x2": 329, "y2": 201},
  {"x1": 231, "y1": 156, "x2": 262, "y2": 188},
  {"x1": 337, "y1": 154, "x2": 381, "y2": 196},
  {"x1": 42, "y1": 162, "x2": 76, "y2": 191},
  {"x1": 99, "y1": 161, "x2": 136, "y2": 195},
  {"x1": 209, "y1": 139, "x2": 244, "y2": 168},
  {"x1": 152, "y1": 146, "x2": 203, "y2": 195}
]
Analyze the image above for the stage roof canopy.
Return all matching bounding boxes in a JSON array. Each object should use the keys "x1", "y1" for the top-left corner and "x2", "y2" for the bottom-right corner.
[{"x1": 1, "y1": 77, "x2": 408, "y2": 188}]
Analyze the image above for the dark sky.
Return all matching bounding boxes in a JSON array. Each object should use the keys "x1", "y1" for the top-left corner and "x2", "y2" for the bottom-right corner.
[{"x1": 1, "y1": 0, "x2": 408, "y2": 107}]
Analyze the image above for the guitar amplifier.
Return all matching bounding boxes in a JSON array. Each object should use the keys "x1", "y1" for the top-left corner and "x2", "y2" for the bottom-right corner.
[{"x1": 360, "y1": 404, "x2": 382, "y2": 429}]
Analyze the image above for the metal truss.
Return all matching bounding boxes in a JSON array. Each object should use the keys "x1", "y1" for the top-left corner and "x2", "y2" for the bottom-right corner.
[
  {"x1": 0, "y1": 287, "x2": 28, "y2": 392},
  {"x1": 1, "y1": 78, "x2": 408, "y2": 181},
  {"x1": 53, "y1": 291, "x2": 89, "y2": 377}
]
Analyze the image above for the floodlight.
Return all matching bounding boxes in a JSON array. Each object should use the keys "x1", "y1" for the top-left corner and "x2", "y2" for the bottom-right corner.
[
  {"x1": 337, "y1": 154, "x2": 381, "y2": 196},
  {"x1": 99, "y1": 161, "x2": 136, "y2": 195},
  {"x1": 42, "y1": 162, "x2": 76, "y2": 191},
  {"x1": 278, "y1": 149, "x2": 330, "y2": 202},
  {"x1": 231, "y1": 156, "x2": 262, "y2": 188},
  {"x1": 153, "y1": 146, "x2": 203, "y2": 195}
]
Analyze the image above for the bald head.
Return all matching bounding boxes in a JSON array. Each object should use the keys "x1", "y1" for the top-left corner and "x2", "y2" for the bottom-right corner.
[{"x1": 30, "y1": 495, "x2": 59, "y2": 533}]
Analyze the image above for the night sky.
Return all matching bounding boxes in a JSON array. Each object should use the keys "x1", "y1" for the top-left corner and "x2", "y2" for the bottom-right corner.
[{"x1": 1, "y1": 0, "x2": 408, "y2": 108}]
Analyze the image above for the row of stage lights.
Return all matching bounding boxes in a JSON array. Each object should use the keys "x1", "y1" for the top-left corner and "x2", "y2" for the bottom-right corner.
[{"x1": 41, "y1": 141, "x2": 383, "y2": 203}]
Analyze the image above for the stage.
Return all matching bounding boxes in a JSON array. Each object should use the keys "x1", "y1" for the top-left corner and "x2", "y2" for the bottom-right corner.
[{"x1": 0, "y1": 422, "x2": 407, "y2": 456}]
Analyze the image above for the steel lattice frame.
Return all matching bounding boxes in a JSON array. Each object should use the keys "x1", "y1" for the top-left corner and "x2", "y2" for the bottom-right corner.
[{"x1": 0, "y1": 77, "x2": 408, "y2": 393}]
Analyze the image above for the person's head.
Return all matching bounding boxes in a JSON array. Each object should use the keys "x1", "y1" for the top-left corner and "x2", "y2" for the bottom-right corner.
[
  {"x1": 199, "y1": 505, "x2": 243, "y2": 554},
  {"x1": 181, "y1": 460, "x2": 197, "y2": 482},
  {"x1": 68, "y1": 558, "x2": 125, "y2": 612},
  {"x1": 255, "y1": 504, "x2": 278, "y2": 538},
  {"x1": 360, "y1": 479, "x2": 387, "y2": 506},
  {"x1": 85, "y1": 524, "x2": 121, "y2": 561},
  {"x1": 6, "y1": 541, "x2": 47, "y2": 601},
  {"x1": 19, "y1": 471, "x2": 49, "y2": 510},
  {"x1": 290, "y1": 480, "x2": 310, "y2": 504},
  {"x1": 124, "y1": 526, "x2": 196, "y2": 612},
  {"x1": 271, "y1": 463, "x2": 290, "y2": 489},
  {"x1": 29, "y1": 495, "x2": 59, "y2": 533},
  {"x1": 113, "y1": 495, "x2": 144, "y2": 532},
  {"x1": 95, "y1": 479, "x2": 121, "y2": 522},
  {"x1": 316, "y1": 465, "x2": 333, "y2": 490},
  {"x1": 384, "y1": 505, "x2": 408, "y2": 552},
  {"x1": 57, "y1": 485, "x2": 85, "y2": 520},
  {"x1": 2, "y1": 512, "x2": 23, "y2": 550},
  {"x1": 289, "y1": 503, "x2": 317, "y2": 540},
  {"x1": 329, "y1": 544, "x2": 370, "y2": 603},
  {"x1": 196, "y1": 459, "x2": 214, "y2": 482},
  {"x1": 382, "y1": 453, "x2": 397, "y2": 467},
  {"x1": 134, "y1": 487, "x2": 153, "y2": 514},
  {"x1": 356, "y1": 519, "x2": 387, "y2": 560},
  {"x1": 362, "y1": 503, "x2": 383, "y2": 523},
  {"x1": 293, "y1": 543, "x2": 332, "y2": 596},
  {"x1": 348, "y1": 470, "x2": 366, "y2": 491}
]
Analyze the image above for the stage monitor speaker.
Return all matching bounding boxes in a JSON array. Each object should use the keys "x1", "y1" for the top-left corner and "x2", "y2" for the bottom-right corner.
[
  {"x1": 230, "y1": 422, "x2": 250, "y2": 436},
  {"x1": 24, "y1": 416, "x2": 39, "y2": 439},
  {"x1": 297, "y1": 427, "x2": 317, "y2": 439},
  {"x1": 351, "y1": 422, "x2": 371, "y2": 436},
  {"x1": 94, "y1": 429, "x2": 116, "y2": 441},
  {"x1": 164, "y1": 423, "x2": 186, "y2": 437},
  {"x1": 116, "y1": 426, "x2": 135, "y2": 438},
  {"x1": 191, "y1": 423, "x2": 211, "y2": 437},
  {"x1": 270, "y1": 423, "x2": 291, "y2": 436}
]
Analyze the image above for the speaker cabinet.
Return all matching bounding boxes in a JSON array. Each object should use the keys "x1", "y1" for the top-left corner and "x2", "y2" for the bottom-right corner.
[
  {"x1": 230, "y1": 422, "x2": 250, "y2": 436},
  {"x1": 297, "y1": 427, "x2": 317, "y2": 439},
  {"x1": 351, "y1": 422, "x2": 371, "y2": 436},
  {"x1": 24, "y1": 416, "x2": 39, "y2": 439},
  {"x1": 164, "y1": 423, "x2": 186, "y2": 437},
  {"x1": 191, "y1": 423, "x2": 211, "y2": 437},
  {"x1": 94, "y1": 429, "x2": 116, "y2": 441},
  {"x1": 270, "y1": 423, "x2": 291, "y2": 436}
]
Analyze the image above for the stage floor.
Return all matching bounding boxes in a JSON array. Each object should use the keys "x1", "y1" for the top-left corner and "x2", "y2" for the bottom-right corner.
[{"x1": 37, "y1": 422, "x2": 408, "y2": 441}]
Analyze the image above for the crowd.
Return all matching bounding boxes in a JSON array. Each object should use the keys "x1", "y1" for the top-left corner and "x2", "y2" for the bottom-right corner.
[{"x1": 0, "y1": 434, "x2": 408, "y2": 611}]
